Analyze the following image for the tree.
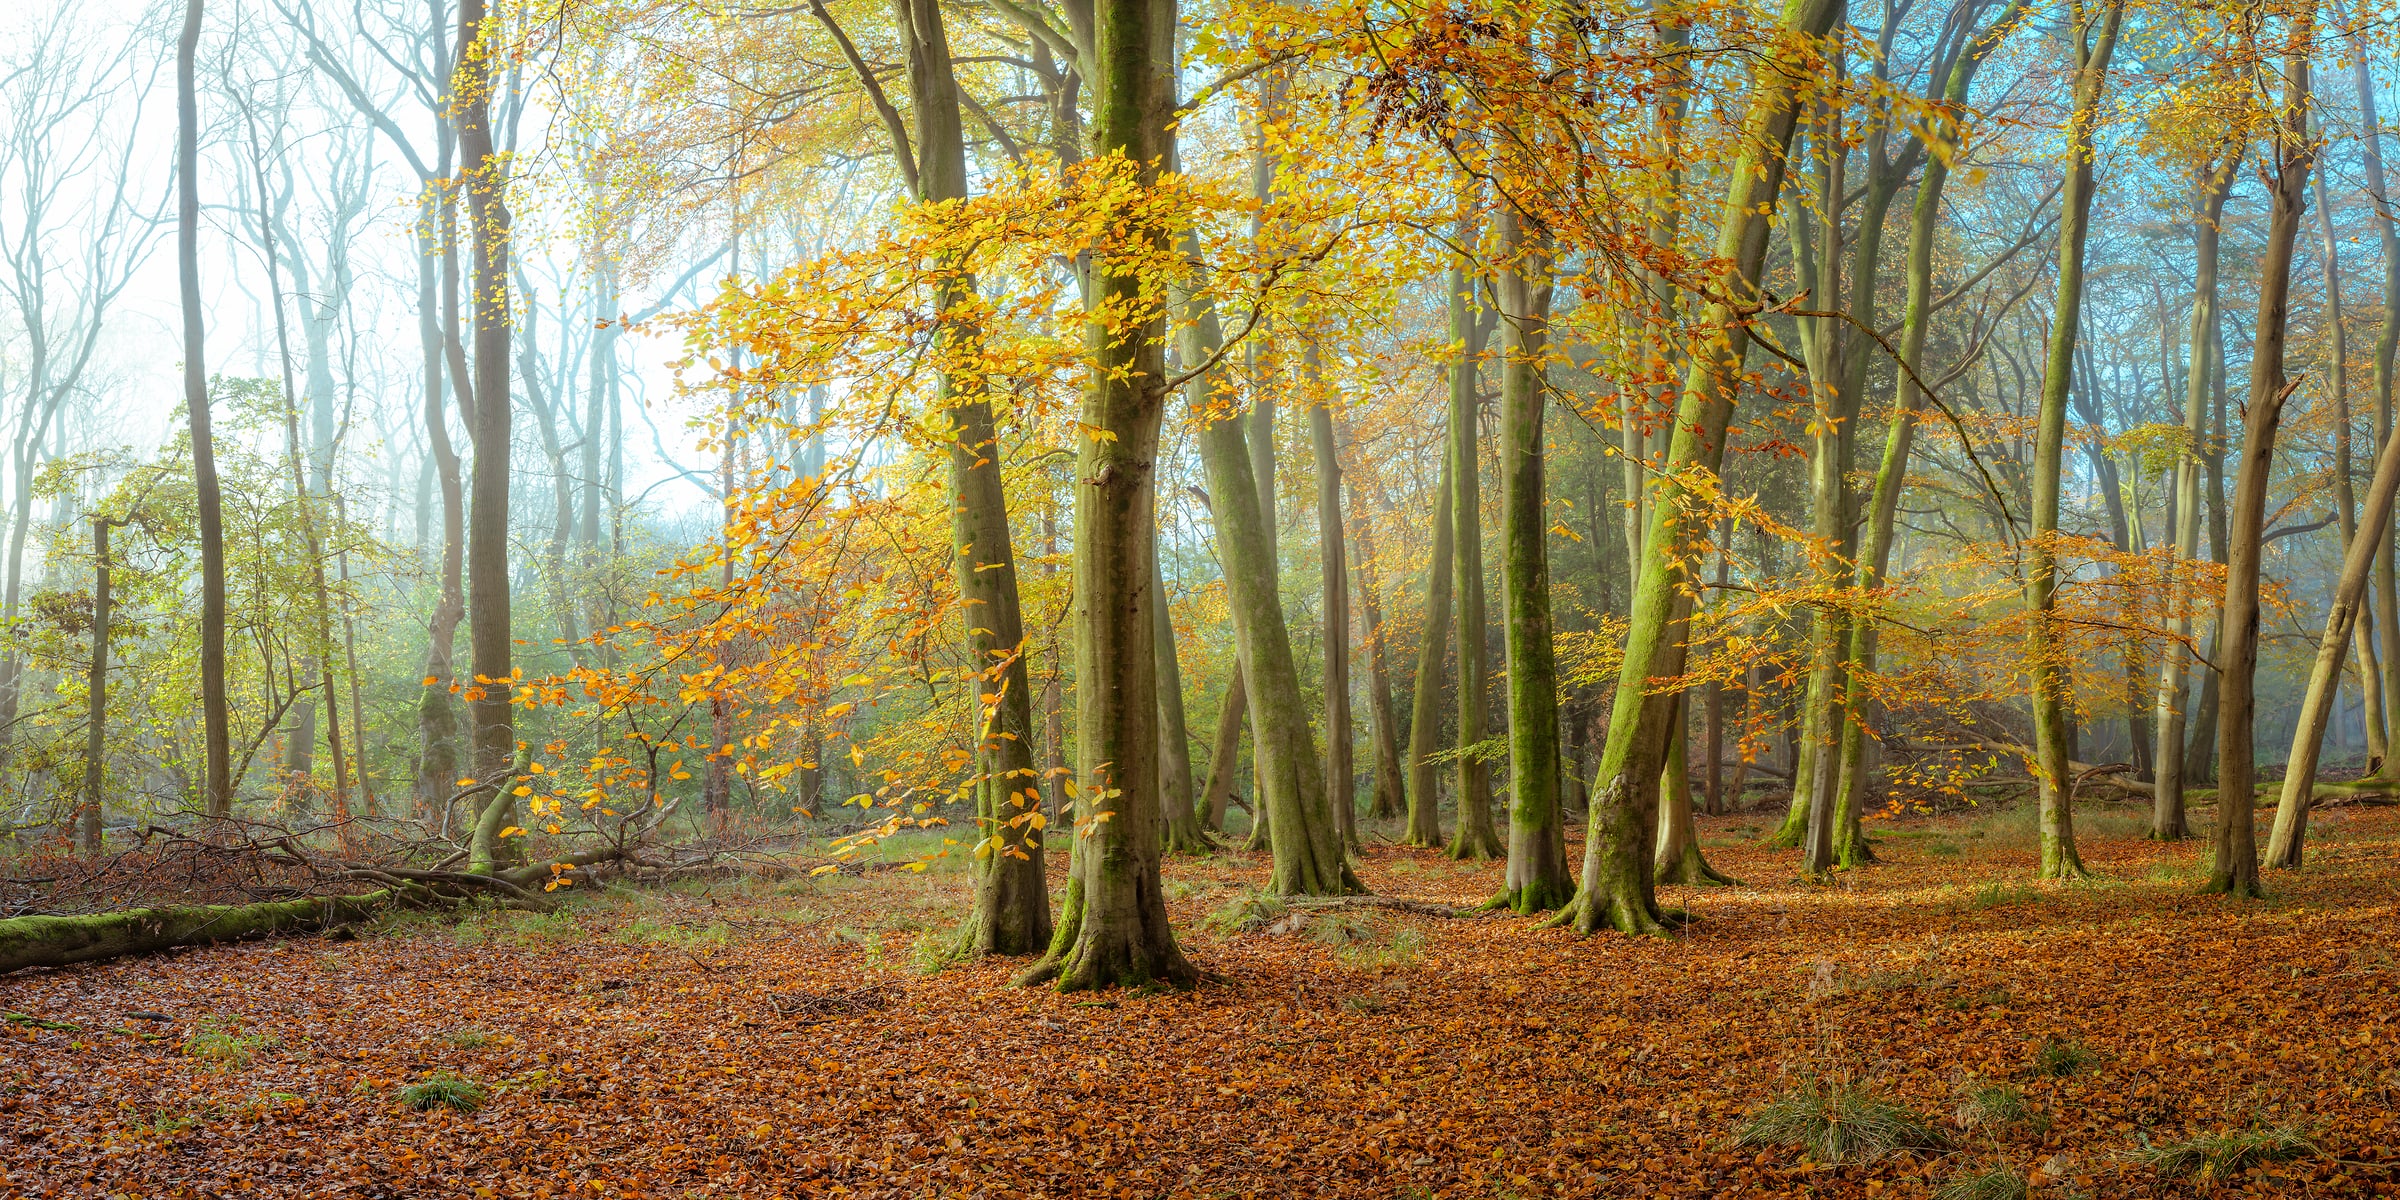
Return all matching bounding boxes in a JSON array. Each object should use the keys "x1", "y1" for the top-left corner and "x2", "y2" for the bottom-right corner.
[
  {"x1": 1019, "y1": 0, "x2": 1198, "y2": 990},
  {"x1": 1495, "y1": 195, "x2": 1570, "y2": 912},
  {"x1": 1553, "y1": 0, "x2": 1845, "y2": 936},
  {"x1": 458, "y1": 0, "x2": 518, "y2": 872},
  {"x1": 1402, "y1": 456, "x2": 1455, "y2": 847},
  {"x1": 2216, "y1": 3, "x2": 2318, "y2": 897},
  {"x1": 2021, "y1": 0, "x2": 2125, "y2": 882},
  {"x1": 1445, "y1": 227, "x2": 1502, "y2": 862},
  {"x1": 178, "y1": 0, "x2": 232, "y2": 818},
  {"x1": 2152, "y1": 148, "x2": 2239, "y2": 841}
]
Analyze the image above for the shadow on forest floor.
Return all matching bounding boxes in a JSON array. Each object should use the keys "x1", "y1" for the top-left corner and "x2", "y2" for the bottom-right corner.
[{"x1": 4, "y1": 801, "x2": 2397, "y2": 1198}]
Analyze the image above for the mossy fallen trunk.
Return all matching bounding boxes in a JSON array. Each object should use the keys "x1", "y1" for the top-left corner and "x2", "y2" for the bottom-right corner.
[{"x1": 0, "y1": 888, "x2": 415, "y2": 975}]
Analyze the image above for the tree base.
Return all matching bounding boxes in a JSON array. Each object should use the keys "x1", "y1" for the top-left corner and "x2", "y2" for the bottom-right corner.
[
  {"x1": 1162, "y1": 817, "x2": 1217, "y2": 857},
  {"x1": 1487, "y1": 877, "x2": 1575, "y2": 915},
  {"x1": 2199, "y1": 874, "x2": 2265, "y2": 901},
  {"x1": 1655, "y1": 844, "x2": 1740, "y2": 887},
  {"x1": 1543, "y1": 882, "x2": 1673, "y2": 937},
  {"x1": 1445, "y1": 818, "x2": 1501, "y2": 861}
]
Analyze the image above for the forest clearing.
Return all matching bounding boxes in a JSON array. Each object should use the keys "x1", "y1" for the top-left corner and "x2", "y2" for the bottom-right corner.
[{"x1": 7, "y1": 799, "x2": 2399, "y2": 1199}]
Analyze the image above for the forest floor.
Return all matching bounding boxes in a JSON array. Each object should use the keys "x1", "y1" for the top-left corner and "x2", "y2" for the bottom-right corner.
[{"x1": 4, "y1": 797, "x2": 2400, "y2": 1199}]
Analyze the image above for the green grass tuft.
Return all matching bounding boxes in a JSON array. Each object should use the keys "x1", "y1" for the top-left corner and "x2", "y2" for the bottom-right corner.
[
  {"x1": 438, "y1": 1027, "x2": 491, "y2": 1050},
  {"x1": 396, "y1": 1071, "x2": 487, "y2": 1113},
  {"x1": 2030, "y1": 1036, "x2": 2096, "y2": 1077},
  {"x1": 2123, "y1": 1124, "x2": 2314, "y2": 1181},
  {"x1": 1954, "y1": 1081, "x2": 2027, "y2": 1130},
  {"x1": 181, "y1": 1027, "x2": 273, "y2": 1070},
  {"x1": 1932, "y1": 1167, "x2": 2027, "y2": 1200},
  {"x1": 1734, "y1": 1081, "x2": 1948, "y2": 1166},
  {"x1": 1202, "y1": 890, "x2": 1290, "y2": 934}
]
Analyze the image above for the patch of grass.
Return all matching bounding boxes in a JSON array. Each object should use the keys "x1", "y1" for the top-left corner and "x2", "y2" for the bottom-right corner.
[
  {"x1": 2123, "y1": 1124, "x2": 2314, "y2": 1181},
  {"x1": 181, "y1": 1026, "x2": 273, "y2": 1070},
  {"x1": 619, "y1": 917, "x2": 733, "y2": 950},
  {"x1": 1338, "y1": 922, "x2": 1426, "y2": 970},
  {"x1": 1387, "y1": 859, "x2": 1422, "y2": 876},
  {"x1": 1307, "y1": 913, "x2": 1375, "y2": 948},
  {"x1": 908, "y1": 928, "x2": 965, "y2": 975},
  {"x1": 1932, "y1": 1167, "x2": 2027, "y2": 1200},
  {"x1": 1954, "y1": 1082, "x2": 2028, "y2": 1131},
  {"x1": 491, "y1": 908, "x2": 581, "y2": 945},
  {"x1": 1929, "y1": 840, "x2": 1964, "y2": 857},
  {"x1": 1948, "y1": 984, "x2": 2012, "y2": 1011},
  {"x1": 1733, "y1": 1081, "x2": 1948, "y2": 1166},
  {"x1": 395, "y1": 1071, "x2": 486, "y2": 1113},
  {"x1": 2031, "y1": 1036, "x2": 2096, "y2": 1077},
  {"x1": 1970, "y1": 882, "x2": 2044, "y2": 911},
  {"x1": 1165, "y1": 880, "x2": 1198, "y2": 902},
  {"x1": 438, "y1": 1027, "x2": 491, "y2": 1050},
  {"x1": 1202, "y1": 890, "x2": 1289, "y2": 935}
]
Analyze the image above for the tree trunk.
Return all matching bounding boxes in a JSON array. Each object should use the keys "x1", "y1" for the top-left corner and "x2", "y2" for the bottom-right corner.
[
  {"x1": 1307, "y1": 352, "x2": 1358, "y2": 853},
  {"x1": 458, "y1": 0, "x2": 517, "y2": 856},
  {"x1": 1492, "y1": 203, "x2": 1570, "y2": 910},
  {"x1": 1154, "y1": 554, "x2": 1210, "y2": 853},
  {"x1": 2355, "y1": 41, "x2": 2400, "y2": 776},
  {"x1": 1656, "y1": 693, "x2": 1736, "y2": 884},
  {"x1": 1793, "y1": 113, "x2": 1852, "y2": 876},
  {"x1": 1445, "y1": 242, "x2": 1502, "y2": 860},
  {"x1": 2319, "y1": 148, "x2": 2388, "y2": 770},
  {"x1": 2266, "y1": 100, "x2": 2376, "y2": 872},
  {"x1": 416, "y1": 173, "x2": 466, "y2": 822},
  {"x1": 178, "y1": 0, "x2": 231, "y2": 818},
  {"x1": 1185, "y1": 284, "x2": 1360, "y2": 897},
  {"x1": 1555, "y1": 0, "x2": 1842, "y2": 935},
  {"x1": 2187, "y1": 331, "x2": 2231, "y2": 781},
  {"x1": 2024, "y1": 0, "x2": 2125, "y2": 882},
  {"x1": 1018, "y1": 0, "x2": 1197, "y2": 989},
  {"x1": 79, "y1": 517, "x2": 114, "y2": 856},
  {"x1": 873, "y1": 0, "x2": 1058, "y2": 948},
  {"x1": 2154, "y1": 154, "x2": 2237, "y2": 839},
  {"x1": 1199, "y1": 670, "x2": 1244, "y2": 832},
  {"x1": 2215, "y1": 25, "x2": 2316, "y2": 899},
  {"x1": 1350, "y1": 480, "x2": 1406, "y2": 821},
  {"x1": 0, "y1": 890, "x2": 423, "y2": 975},
  {"x1": 1402, "y1": 458, "x2": 1454, "y2": 847}
]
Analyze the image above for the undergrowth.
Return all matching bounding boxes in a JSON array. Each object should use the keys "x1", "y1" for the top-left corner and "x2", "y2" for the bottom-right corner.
[{"x1": 1733, "y1": 1080, "x2": 1947, "y2": 1165}]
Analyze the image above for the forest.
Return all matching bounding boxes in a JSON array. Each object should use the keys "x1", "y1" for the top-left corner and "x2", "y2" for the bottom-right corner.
[{"x1": 3, "y1": 0, "x2": 2400, "y2": 1195}]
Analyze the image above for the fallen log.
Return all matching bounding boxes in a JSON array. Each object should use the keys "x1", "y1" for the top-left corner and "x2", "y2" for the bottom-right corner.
[
  {"x1": 0, "y1": 841, "x2": 643, "y2": 976},
  {"x1": 0, "y1": 887, "x2": 424, "y2": 975}
]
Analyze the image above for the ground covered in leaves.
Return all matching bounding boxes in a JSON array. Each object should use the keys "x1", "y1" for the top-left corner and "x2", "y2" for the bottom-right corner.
[{"x1": 6, "y1": 798, "x2": 2400, "y2": 1199}]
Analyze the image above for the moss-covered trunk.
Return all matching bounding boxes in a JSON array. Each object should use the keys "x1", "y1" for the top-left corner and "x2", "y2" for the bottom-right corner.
[
  {"x1": 1199, "y1": 671, "x2": 1245, "y2": 832},
  {"x1": 1403, "y1": 458, "x2": 1455, "y2": 848},
  {"x1": 1307, "y1": 350, "x2": 1358, "y2": 854},
  {"x1": 0, "y1": 891, "x2": 417, "y2": 976},
  {"x1": 1188, "y1": 299, "x2": 1359, "y2": 895},
  {"x1": 1554, "y1": 0, "x2": 1842, "y2": 935},
  {"x1": 1154, "y1": 554, "x2": 1210, "y2": 855},
  {"x1": 1018, "y1": 0, "x2": 1195, "y2": 989},
  {"x1": 1351, "y1": 484, "x2": 1407, "y2": 821},
  {"x1": 1832, "y1": 2, "x2": 2022, "y2": 864},
  {"x1": 1445, "y1": 247, "x2": 1502, "y2": 861},
  {"x1": 1494, "y1": 204, "x2": 1570, "y2": 911},
  {"x1": 2024, "y1": 0, "x2": 2124, "y2": 881}
]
